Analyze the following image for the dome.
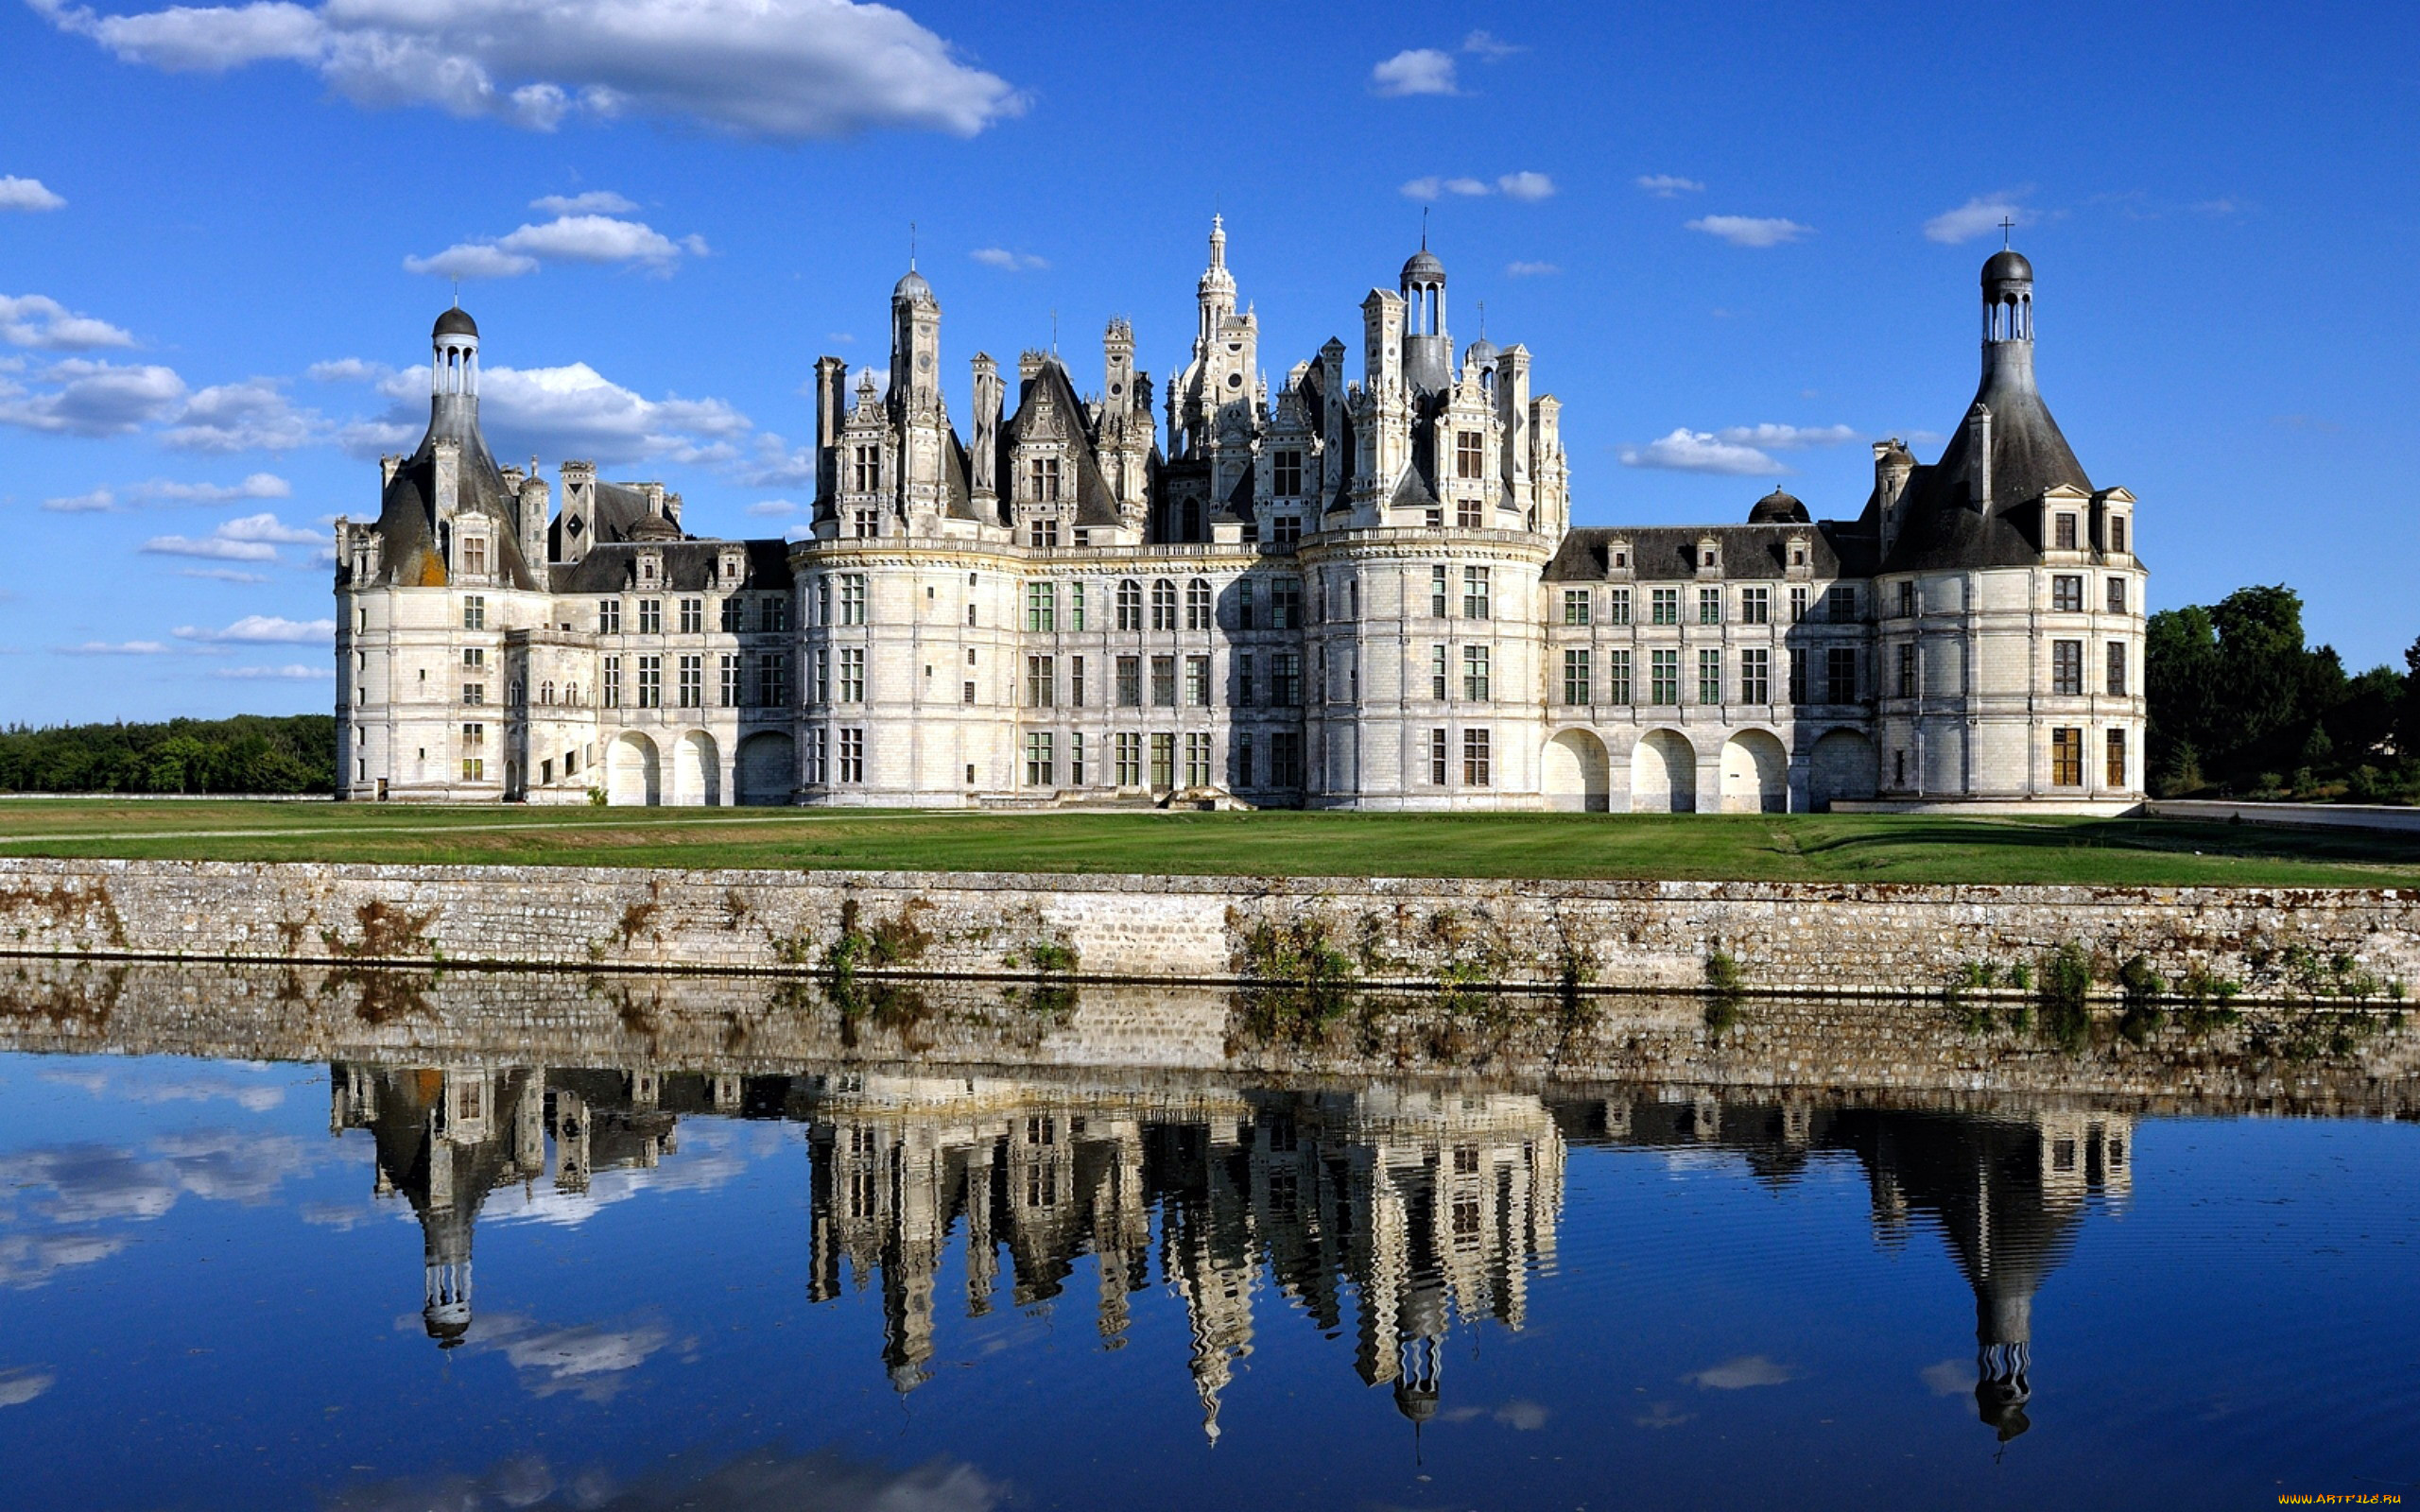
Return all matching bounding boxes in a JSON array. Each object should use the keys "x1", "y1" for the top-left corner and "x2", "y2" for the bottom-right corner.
[
  {"x1": 1981, "y1": 249, "x2": 2033, "y2": 286},
  {"x1": 1748, "y1": 487, "x2": 1810, "y2": 524},
  {"x1": 893, "y1": 266, "x2": 934, "y2": 302},
  {"x1": 432, "y1": 306, "x2": 478, "y2": 339},
  {"x1": 1462, "y1": 336, "x2": 1499, "y2": 369},
  {"x1": 1401, "y1": 247, "x2": 1445, "y2": 283}
]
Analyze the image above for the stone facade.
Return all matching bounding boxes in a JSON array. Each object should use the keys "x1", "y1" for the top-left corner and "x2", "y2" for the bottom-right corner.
[
  {"x1": 2, "y1": 858, "x2": 2412, "y2": 1002},
  {"x1": 336, "y1": 228, "x2": 2147, "y2": 812}
]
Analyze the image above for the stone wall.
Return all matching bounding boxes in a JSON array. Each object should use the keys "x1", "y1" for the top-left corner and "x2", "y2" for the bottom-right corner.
[{"x1": 0, "y1": 857, "x2": 2413, "y2": 1003}]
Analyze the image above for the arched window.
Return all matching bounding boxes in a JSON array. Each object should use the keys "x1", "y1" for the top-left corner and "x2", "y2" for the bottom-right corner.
[
  {"x1": 541, "y1": 680, "x2": 555, "y2": 705},
  {"x1": 1151, "y1": 579, "x2": 1178, "y2": 631},
  {"x1": 1185, "y1": 578, "x2": 1213, "y2": 630},
  {"x1": 1116, "y1": 579, "x2": 1143, "y2": 631}
]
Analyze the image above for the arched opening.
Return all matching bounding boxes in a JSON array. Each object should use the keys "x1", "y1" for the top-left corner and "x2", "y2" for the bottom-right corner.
[
  {"x1": 1720, "y1": 730, "x2": 1790, "y2": 814},
  {"x1": 735, "y1": 731, "x2": 795, "y2": 807},
  {"x1": 1629, "y1": 729, "x2": 1697, "y2": 814},
  {"x1": 1806, "y1": 729, "x2": 1878, "y2": 812},
  {"x1": 1542, "y1": 729, "x2": 1611, "y2": 814},
  {"x1": 674, "y1": 730, "x2": 720, "y2": 807},
  {"x1": 608, "y1": 732, "x2": 661, "y2": 807}
]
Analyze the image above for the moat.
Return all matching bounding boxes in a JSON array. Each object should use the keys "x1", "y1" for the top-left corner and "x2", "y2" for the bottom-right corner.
[{"x1": 0, "y1": 965, "x2": 2413, "y2": 1508}]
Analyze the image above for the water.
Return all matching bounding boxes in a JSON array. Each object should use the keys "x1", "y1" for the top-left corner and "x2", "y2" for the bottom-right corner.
[{"x1": 0, "y1": 964, "x2": 2415, "y2": 1509}]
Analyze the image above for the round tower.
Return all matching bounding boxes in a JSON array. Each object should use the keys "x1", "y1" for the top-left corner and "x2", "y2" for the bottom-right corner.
[
  {"x1": 1399, "y1": 243, "x2": 1449, "y2": 394},
  {"x1": 1979, "y1": 247, "x2": 2034, "y2": 388},
  {"x1": 431, "y1": 305, "x2": 479, "y2": 427}
]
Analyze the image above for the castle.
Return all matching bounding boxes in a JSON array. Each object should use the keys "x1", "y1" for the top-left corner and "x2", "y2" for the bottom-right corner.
[{"x1": 335, "y1": 224, "x2": 2146, "y2": 811}]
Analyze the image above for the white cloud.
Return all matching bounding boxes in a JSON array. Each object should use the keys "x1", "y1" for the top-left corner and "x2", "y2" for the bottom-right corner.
[
  {"x1": 744, "y1": 499, "x2": 799, "y2": 517},
  {"x1": 41, "y1": 487, "x2": 114, "y2": 513},
  {"x1": 0, "y1": 1368, "x2": 54, "y2": 1407},
  {"x1": 1685, "y1": 1355, "x2": 1797, "y2": 1390},
  {"x1": 1920, "y1": 1359, "x2": 1972, "y2": 1396},
  {"x1": 407, "y1": 213, "x2": 702, "y2": 280},
  {"x1": 0, "y1": 178, "x2": 66, "y2": 212},
  {"x1": 215, "y1": 512, "x2": 322, "y2": 544},
  {"x1": 1461, "y1": 29, "x2": 1521, "y2": 60},
  {"x1": 1372, "y1": 47, "x2": 1457, "y2": 96},
  {"x1": 174, "y1": 613, "x2": 334, "y2": 644},
  {"x1": 1925, "y1": 194, "x2": 2031, "y2": 245},
  {"x1": 141, "y1": 472, "x2": 292, "y2": 503},
  {"x1": 1636, "y1": 174, "x2": 1704, "y2": 198},
  {"x1": 30, "y1": 0, "x2": 1025, "y2": 139},
  {"x1": 1496, "y1": 171, "x2": 1555, "y2": 201},
  {"x1": 1400, "y1": 177, "x2": 1443, "y2": 201},
  {"x1": 1686, "y1": 215, "x2": 1812, "y2": 248},
  {"x1": 1506, "y1": 260, "x2": 1559, "y2": 277},
  {"x1": 163, "y1": 378, "x2": 321, "y2": 451},
  {"x1": 178, "y1": 567, "x2": 270, "y2": 583},
  {"x1": 0, "y1": 294, "x2": 134, "y2": 351},
  {"x1": 1619, "y1": 427, "x2": 1789, "y2": 476},
  {"x1": 140, "y1": 534, "x2": 276, "y2": 561},
  {"x1": 0, "y1": 358, "x2": 184, "y2": 435},
  {"x1": 969, "y1": 247, "x2": 1047, "y2": 272},
  {"x1": 1714, "y1": 422, "x2": 1858, "y2": 450},
  {"x1": 531, "y1": 189, "x2": 635, "y2": 215},
  {"x1": 306, "y1": 357, "x2": 387, "y2": 383},
  {"x1": 214, "y1": 663, "x2": 329, "y2": 679},
  {"x1": 0, "y1": 1234, "x2": 125, "y2": 1288},
  {"x1": 1401, "y1": 173, "x2": 1550, "y2": 201},
  {"x1": 365, "y1": 359, "x2": 749, "y2": 467},
  {"x1": 55, "y1": 640, "x2": 171, "y2": 654}
]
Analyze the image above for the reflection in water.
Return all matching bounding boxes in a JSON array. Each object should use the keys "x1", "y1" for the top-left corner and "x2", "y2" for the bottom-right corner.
[{"x1": 332, "y1": 1062, "x2": 2129, "y2": 1444}]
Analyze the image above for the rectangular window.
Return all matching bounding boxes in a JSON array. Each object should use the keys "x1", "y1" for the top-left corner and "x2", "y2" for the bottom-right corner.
[
  {"x1": 461, "y1": 722, "x2": 483, "y2": 747},
  {"x1": 1828, "y1": 584, "x2": 1857, "y2": 622},
  {"x1": 1609, "y1": 588, "x2": 1632, "y2": 625},
  {"x1": 1151, "y1": 655, "x2": 1177, "y2": 708},
  {"x1": 462, "y1": 646, "x2": 485, "y2": 670},
  {"x1": 1026, "y1": 731, "x2": 1054, "y2": 787},
  {"x1": 1699, "y1": 587, "x2": 1722, "y2": 625},
  {"x1": 1185, "y1": 732, "x2": 1211, "y2": 788},
  {"x1": 1274, "y1": 450, "x2": 1304, "y2": 497},
  {"x1": 1455, "y1": 430, "x2": 1484, "y2": 479},
  {"x1": 679, "y1": 597, "x2": 702, "y2": 633},
  {"x1": 2052, "y1": 575, "x2": 2083, "y2": 612},
  {"x1": 2110, "y1": 515, "x2": 2127, "y2": 554},
  {"x1": 1456, "y1": 495, "x2": 1484, "y2": 529},
  {"x1": 1027, "y1": 582, "x2": 1055, "y2": 633},
  {"x1": 1462, "y1": 567, "x2": 1490, "y2": 620},
  {"x1": 462, "y1": 594, "x2": 486, "y2": 630},
  {"x1": 1428, "y1": 729, "x2": 1449, "y2": 785},
  {"x1": 637, "y1": 655, "x2": 662, "y2": 708},
  {"x1": 1116, "y1": 656, "x2": 1142, "y2": 708},
  {"x1": 2054, "y1": 512, "x2": 2078, "y2": 551},
  {"x1": 805, "y1": 729, "x2": 827, "y2": 785},
  {"x1": 1235, "y1": 580, "x2": 1253, "y2": 630},
  {"x1": 1234, "y1": 731, "x2": 1253, "y2": 787},
  {"x1": 461, "y1": 756, "x2": 484, "y2": 782},
  {"x1": 1235, "y1": 652, "x2": 1254, "y2": 707},
  {"x1": 1430, "y1": 644, "x2": 1448, "y2": 700},
  {"x1": 838, "y1": 647, "x2": 865, "y2": 703},
  {"x1": 1185, "y1": 654, "x2": 1210, "y2": 706},
  {"x1": 852, "y1": 508, "x2": 877, "y2": 541},
  {"x1": 1271, "y1": 579, "x2": 1301, "y2": 628},
  {"x1": 813, "y1": 648, "x2": 829, "y2": 704},
  {"x1": 1187, "y1": 579, "x2": 1213, "y2": 630},
  {"x1": 719, "y1": 653, "x2": 739, "y2": 708},
  {"x1": 1788, "y1": 649, "x2": 1806, "y2": 704},
  {"x1": 1264, "y1": 731, "x2": 1300, "y2": 787},
  {"x1": 2052, "y1": 639, "x2": 2083, "y2": 696},
  {"x1": 1651, "y1": 648, "x2": 1679, "y2": 705},
  {"x1": 598, "y1": 599, "x2": 620, "y2": 634},
  {"x1": 838, "y1": 729, "x2": 865, "y2": 784},
  {"x1": 2051, "y1": 728, "x2": 2083, "y2": 786},
  {"x1": 461, "y1": 538, "x2": 486, "y2": 577},
  {"x1": 765, "y1": 597, "x2": 789, "y2": 632},
  {"x1": 678, "y1": 654, "x2": 702, "y2": 709},
  {"x1": 1431, "y1": 565, "x2": 1449, "y2": 618},
  {"x1": 638, "y1": 599, "x2": 662, "y2": 635},
  {"x1": 1462, "y1": 729, "x2": 1492, "y2": 787},
  {"x1": 1150, "y1": 732, "x2": 1176, "y2": 789},
  {"x1": 1897, "y1": 580, "x2": 1915, "y2": 619},
  {"x1": 1026, "y1": 654, "x2": 1054, "y2": 708},
  {"x1": 1028, "y1": 515, "x2": 1059, "y2": 550},
  {"x1": 1070, "y1": 731, "x2": 1086, "y2": 786},
  {"x1": 461, "y1": 682, "x2": 485, "y2": 706},
  {"x1": 1740, "y1": 647, "x2": 1770, "y2": 704},
  {"x1": 1897, "y1": 644, "x2": 1918, "y2": 698},
  {"x1": 603, "y1": 656, "x2": 621, "y2": 708},
  {"x1": 2106, "y1": 576, "x2": 2127, "y2": 613},
  {"x1": 1698, "y1": 647, "x2": 1722, "y2": 705},
  {"x1": 1825, "y1": 646, "x2": 1858, "y2": 703},
  {"x1": 1789, "y1": 586, "x2": 1808, "y2": 624},
  {"x1": 1070, "y1": 654, "x2": 1086, "y2": 709},
  {"x1": 1462, "y1": 644, "x2": 1491, "y2": 702},
  {"x1": 759, "y1": 653, "x2": 788, "y2": 709},
  {"x1": 1270, "y1": 514, "x2": 1302, "y2": 545},
  {"x1": 2106, "y1": 641, "x2": 2127, "y2": 696},
  {"x1": 2106, "y1": 729, "x2": 2128, "y2": 788},
  {"x1": 1068, "y1": 582, "x2": 1086, "y2": 631},
  {"x1": 1651, "y1": 587, "x2": 1678, "y2": 625},
  {"x1": 1740, "y1": 587, "x2": 1770, "y2": 625},
  {"x1": 1273, "y1": 653, "x2": 1302, "y2": 705},
  {"x1": 721, "y1": 596, "x2": 742, "y2": 632},
  {"x1": 839, "y1": 576, "x2": 867, "y2": 625},
  {"x1": 851, "y1": 444, "x2": 879, "y2": 492},
  {"x1": 1562, "y1": 648, "x2": 1591, "y2": 706},
  {"x1": 1115, "y1": 732, "x2": 1142, "y2": 787},
  {"x1": 1028, "y1": 455, "x2": 1062, "y2": 502},
  {"x1": 1151, "y1": 580, "x2": 1177, "y2": 630},
  {"x1": 1608, "y1": 648, "x2": 1634, "y2": 704},
  {"x1": 1563, "y1": 588, "x2": 1591, "y2": 626}
]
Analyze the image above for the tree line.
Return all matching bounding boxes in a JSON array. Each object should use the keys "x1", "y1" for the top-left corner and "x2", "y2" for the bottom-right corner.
[
  {"x1": 2149, "y1": 585, "x2": 2418, "y2": 802},
  {"x1": 0, "y1": 714, "x2": 336, "y2": 795}
]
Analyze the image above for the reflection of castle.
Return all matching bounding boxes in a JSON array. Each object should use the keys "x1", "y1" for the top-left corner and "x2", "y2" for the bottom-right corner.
[
  {"x1": 1562, "y1": 1093, "x2": 2131, "y2": 1442},
  {"x1": 330, "y1": 1063, "x2": 2127, "y2": 1442}
]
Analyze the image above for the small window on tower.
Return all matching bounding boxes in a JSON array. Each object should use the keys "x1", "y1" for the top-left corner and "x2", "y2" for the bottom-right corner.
[
  {"x1": 1455, "y1": 431, "x2": 1484, "y2": 479},
  {"x1": 2055, "y1": 513, "x2": 2079, "y2": 551}
]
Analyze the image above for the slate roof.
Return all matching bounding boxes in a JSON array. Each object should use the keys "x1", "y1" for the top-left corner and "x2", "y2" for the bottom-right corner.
[
  {"x1": 363, "y1": 396, "x2": 541, "y2": 591},
  {"x1": 549, "y1": 538, "x2": 794, "y2": 593},
  {"x1": 1544, "y1": 522, "x2": 1874, "y2": 583}
]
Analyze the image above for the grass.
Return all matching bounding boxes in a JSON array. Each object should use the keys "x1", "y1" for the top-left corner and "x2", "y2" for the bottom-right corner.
[{"x1": 0, "y1": 799, "x2": 2412, "y2": 885}]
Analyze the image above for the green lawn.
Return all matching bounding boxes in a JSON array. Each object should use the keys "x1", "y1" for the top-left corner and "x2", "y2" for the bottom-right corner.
[{"x1": 0, "y1": 799, "x2": 2411, "y2": 885}]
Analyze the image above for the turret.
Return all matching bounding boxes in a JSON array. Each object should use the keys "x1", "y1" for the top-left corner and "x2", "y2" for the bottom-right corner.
[
  {"x1": 1980, "y1": 248, "x2": 2034, "y2": 390},
  {"x1": 1399, "y1": 243, "x2": 1450, "y2": 394},
  {"x1": 1197, "y1": 215, "x2": 1236, "y2": 344}
]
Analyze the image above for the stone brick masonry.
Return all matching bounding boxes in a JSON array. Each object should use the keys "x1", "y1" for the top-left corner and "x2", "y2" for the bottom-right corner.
[{"x1": 0, "y1": 858, "x2": 2412, "y2": 1003}]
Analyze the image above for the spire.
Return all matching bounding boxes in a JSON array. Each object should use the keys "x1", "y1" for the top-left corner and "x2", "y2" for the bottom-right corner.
[{"x1": 1209, "y1": 212, "x2": 1225, "y2": 269}]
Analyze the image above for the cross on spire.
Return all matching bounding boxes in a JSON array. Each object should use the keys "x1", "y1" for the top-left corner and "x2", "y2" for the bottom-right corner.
[
  {"x1": 909, "y1": 221, "x2": 917, "y2": 270},
  {"x1": 1999, "y1": 215, "x2": 2014, "y2": 248}
]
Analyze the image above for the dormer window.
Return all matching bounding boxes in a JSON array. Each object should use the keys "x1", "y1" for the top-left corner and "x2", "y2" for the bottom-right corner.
[
  {"x1": 1272, "y1": 451, "x2": 1304, "y2": 498},
  {"x1": 1028, "y1": 516, "x2": 1061, "y2": 549},
  {"x1": 2054, "y1": 513, "x2": 2078, "y2": 551},
  {"x1": 639, "y1": 556, "x2": 659, "y2": 584},
  {"x1": 1791, "y1": 547, "x2": 1807, "y2": 567},
  {"x1": 1028, "y1": 456, "x2": 1062, "y2": 502},
  {"x1": 2109, "y1": 515, "x2": 2127, "y2": 554},
  {"x1": 460, "y1": 536, "x2": 487, "y2": 576},
  {"x1": 850, "y1": 444, "x2": 879, "y2": 492}
]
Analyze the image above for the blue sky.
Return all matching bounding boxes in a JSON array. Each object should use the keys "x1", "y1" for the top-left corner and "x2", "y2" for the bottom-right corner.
[{"x1": 1, "y1": 0, "x2": 2413, "y2": 723}]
